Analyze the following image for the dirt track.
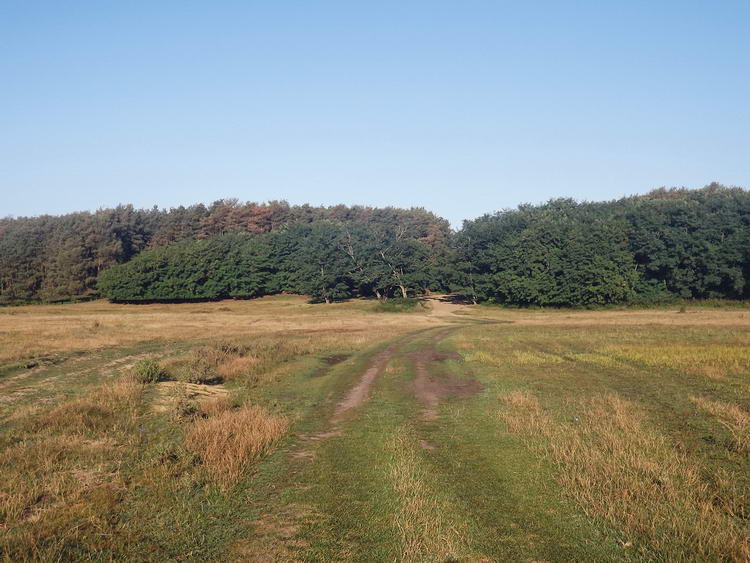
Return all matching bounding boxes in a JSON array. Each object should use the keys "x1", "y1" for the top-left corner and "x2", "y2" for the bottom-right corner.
[{"x1": 297, "y1": 300, "x2": 483, "y2": 454}]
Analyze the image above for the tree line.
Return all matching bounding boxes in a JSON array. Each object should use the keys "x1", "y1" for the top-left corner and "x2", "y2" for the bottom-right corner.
[
  {"x1": 0, "y1": 200, "x2": 449, "y2": 303},
  {"x1": 2, "y1": 184, "x2": 749, "y2": 306}
]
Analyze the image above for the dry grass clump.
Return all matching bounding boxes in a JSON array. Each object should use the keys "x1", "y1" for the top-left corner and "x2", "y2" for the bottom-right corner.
[
  {"x1": 500, "y1": 391, "x2": 750, "y2": 561},
  {"x1": 217, "y1": 355, "x2": 258, "y2": 380},
  {"x1": 171, "y1": 338, "x2": 312, "y2": 384},
  {"x1": 178, "y1": 336, "x2": 365, "y2": 385},
  {"x1": 39, "y1": 401, "x2": 115, "y2": 433},
  {"x1": 691, "y1": 396, "x2": 750, "y2": 453},
  {"x1": 218, "y1": 339, "x2": 317, "y2": 382},
  {"x1": 185, "y1": 404, "x2": 288, "y2": 489},
  {"x1": 28, "y1": 379, "x2": 143, "y2": 434},
  {"x1": 498, "y1": 390, "x2": 550, "y2": 433},
  {"x1": 197, "y1": 395, "x2": 236, "y2": 417},
  {"x1": 169, "y1": 392, "x2": 238, "y2": 421},
  {"x1": 0, "y1": 435, "x2": 107, "y2": 521}
]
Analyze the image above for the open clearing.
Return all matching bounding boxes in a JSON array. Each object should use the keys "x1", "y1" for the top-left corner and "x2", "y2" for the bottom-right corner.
[{"x1": 1, "y1": 296, "x2": 749, "y2": 560}]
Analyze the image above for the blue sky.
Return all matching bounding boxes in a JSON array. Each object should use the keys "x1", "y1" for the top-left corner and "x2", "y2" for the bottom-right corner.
[{"x1": 1, "y1": 1, "x2": 748, "y2": 227}]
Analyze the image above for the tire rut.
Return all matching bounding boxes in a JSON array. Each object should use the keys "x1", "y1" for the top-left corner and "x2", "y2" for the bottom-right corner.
[{"x1": 411, "y1": 327, "x2": 484, "y2": 422}]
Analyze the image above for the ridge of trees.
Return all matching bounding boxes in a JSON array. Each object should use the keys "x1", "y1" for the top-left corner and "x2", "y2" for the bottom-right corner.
[
  {"x1": 0, "y1": 200, "x2": 449, "y2": 303},
  {"x1": 2, "y1": 184, "x2": 749, "y2": 306},
  {"x1": 455, "y1": 184, "x2": 750, "y2": 305}
]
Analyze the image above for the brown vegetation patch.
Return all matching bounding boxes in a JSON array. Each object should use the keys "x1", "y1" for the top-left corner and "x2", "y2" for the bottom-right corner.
[
  {"x1": 0, "y1": 295, "x2": 444, "y2": 365},
  {"x1": 151, "y1": 381, "x2": 228, "y2": 414},
  {"x1": 25, "y1": 379, "x2": 143, "y2": 434},
  {"x1": 230, "y1": 504, "x2": 318, "y2": 562},
  {"x1": 499, "y1": 391, "x2": 750, "y2": 561},
  {"x1": 185, "y1": 404, "x2": 288, "y2": 489}
]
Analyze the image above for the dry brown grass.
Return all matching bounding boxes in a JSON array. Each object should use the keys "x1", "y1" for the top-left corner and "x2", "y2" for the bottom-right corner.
[
  {"x1": 25, "y1": 379, "x2": 143, "y2": 435},
  {"x1": 197, "y1": 395, "x2": 236, "y2": 418},
  {"x1": 500, "y1": 391, "x2": 750, "y2": 561},
  {"x1": 692, "y1": 396, "x2": 750, "y2": 453},
  {"x1": 0, "y1": 376, "x2": 144, "y2": 560},
  {"x1": 475, "y1": 306, "x2": 750, "y2": 329},
  {"x1": 0, "y1": 295, "x2": 442, "y2": 365},
  {"x1": 217, "y1": 356, "x2": 258, "y2": 380},
  {"x1": 185, "y1": 404, "x2": 288, "y2": 489}
]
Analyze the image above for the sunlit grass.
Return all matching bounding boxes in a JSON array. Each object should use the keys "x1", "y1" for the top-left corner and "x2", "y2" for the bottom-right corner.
[
  {"x1": 185, "y1": 404, "x2": 288, "y2": 489},
  {"x1": 0, "y1": 295, "x2": 440, "y2": 365},
  {"x1": 610, "y1": 345, "x2": 750, "y2": 377},
  {"x1": 691, "y1": 395, "x2": 750, "y2": 453},
  {"x1": 499, "y1": 391, "x2": 750, "y2": 561}
]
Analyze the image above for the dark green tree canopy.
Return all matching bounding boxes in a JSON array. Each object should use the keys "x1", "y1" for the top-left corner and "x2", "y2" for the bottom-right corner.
[{"x1": 2, "y1": 185, "x2": 749, "y2": 306}]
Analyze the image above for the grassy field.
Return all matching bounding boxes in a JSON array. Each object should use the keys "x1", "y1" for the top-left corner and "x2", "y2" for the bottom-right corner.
[{"x1": 0, "y1": 296, "x2": 749, "y2": 561}]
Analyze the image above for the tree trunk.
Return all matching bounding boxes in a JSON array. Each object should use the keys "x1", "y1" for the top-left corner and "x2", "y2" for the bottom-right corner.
[
  {"x1": 324, "y1": 296, "x2": 331, "y2": 304},
  {"x1": 375, "y1": 289, "x2": 383, "y2": 301},
  {"x1": 399, "y1": 285, "x2": 407, "y2": 299}
]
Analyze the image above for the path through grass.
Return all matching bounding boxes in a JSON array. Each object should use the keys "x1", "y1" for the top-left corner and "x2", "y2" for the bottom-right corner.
[{"x1": 1, "y1": 298, "x2": 749, "y2": 560}]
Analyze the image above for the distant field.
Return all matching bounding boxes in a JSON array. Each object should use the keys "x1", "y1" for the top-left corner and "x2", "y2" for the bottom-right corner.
[{"x1": 1, "y1": 296, "x2": 749, "y2": 560}]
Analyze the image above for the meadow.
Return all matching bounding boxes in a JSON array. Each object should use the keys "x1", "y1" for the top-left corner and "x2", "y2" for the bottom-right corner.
[{"x1": 0, "y1": 295, "x2": 749, "y2": 561}]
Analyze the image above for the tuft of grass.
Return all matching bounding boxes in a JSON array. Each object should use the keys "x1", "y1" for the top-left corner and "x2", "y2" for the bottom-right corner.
[
  {"x1": 197, "y1": 395, "x2": 236, "y2": 417},
  {"x1": 131, "y1": 358, "x2": 167, "y2": 383},
  {"x1": 29, "y1": 379, "x2": 143, "y2": 434},
  {"x1": 216, "y1": 355, "x2": 258, "y2": 381},
  {"x1": 185, "y1": 404, "x2": 288, "y2": 489}
]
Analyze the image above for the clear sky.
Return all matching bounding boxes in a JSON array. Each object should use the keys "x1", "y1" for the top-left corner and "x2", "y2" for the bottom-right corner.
[{"x1": 1, "y1": 1, "x2": 748, "y2": 227}]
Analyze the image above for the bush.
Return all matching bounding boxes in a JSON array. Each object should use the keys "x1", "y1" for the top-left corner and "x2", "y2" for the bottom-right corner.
[
  {"x1": 373, "y1": 297, "x2": 422, "y2": 313},
  {"x1": 131, "y1": 359, "x2": 167, "y2": 384},
  {"x1": 170, "y1": 395, "x2": 199, "y2": 421},
  {"x1": 182, "y1": 355, "x2": 220, "y2": 384}
]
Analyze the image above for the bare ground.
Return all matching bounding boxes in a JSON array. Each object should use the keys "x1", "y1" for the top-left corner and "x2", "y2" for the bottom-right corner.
[{"x1": 411, "y1": 328, "x2": 484, "y2": 421}]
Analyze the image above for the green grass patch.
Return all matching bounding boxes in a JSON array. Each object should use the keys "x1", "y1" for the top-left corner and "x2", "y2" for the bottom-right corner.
[{"x1": 372, "y1": 297, "x2": 424, "y2": 313}]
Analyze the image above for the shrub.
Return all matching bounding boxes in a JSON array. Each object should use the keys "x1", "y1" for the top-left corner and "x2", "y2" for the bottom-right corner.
[
  {"x1": 170, "y1": 395, "x2": 199, "y2": 421},
  {"x1": 183, "y1": 356, "x2": 220, "y2": 384},
  {"x1": 373, "y1": 298, "x2": 422, "y2": 313},
  {"x1": 131, "y1": 359, "x2": 166, "y2": 384}
]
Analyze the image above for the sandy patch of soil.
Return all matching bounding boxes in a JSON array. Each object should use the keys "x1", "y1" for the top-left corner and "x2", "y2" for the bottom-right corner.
[{"x1": 331, "y1": 344, "x2": 398, "y2": 423}]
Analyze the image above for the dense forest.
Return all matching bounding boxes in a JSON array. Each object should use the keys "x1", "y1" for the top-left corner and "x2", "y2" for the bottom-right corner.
[{"x1": 2, "y1": 184, "x2": 749, "y2": 306}]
